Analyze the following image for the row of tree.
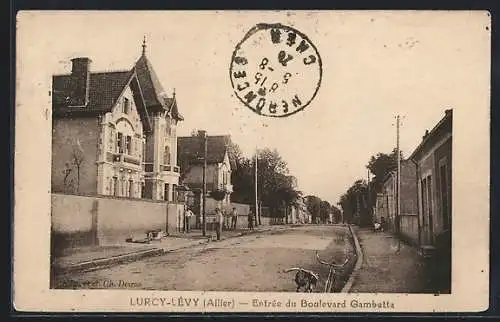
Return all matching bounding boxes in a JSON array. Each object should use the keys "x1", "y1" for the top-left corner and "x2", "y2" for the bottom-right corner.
[
  {"x1": 229, "y1": 142, "x2": 340, "y2": 220},
  {"x1": 229, "y1": 143, "x2": 300, "y2": 216},
  {"x1": 338, "y1": 148, "x2": 401, "y2": 226},
  {"x1": 304, "y1": 195, "x2": 342, "y2": 224}
]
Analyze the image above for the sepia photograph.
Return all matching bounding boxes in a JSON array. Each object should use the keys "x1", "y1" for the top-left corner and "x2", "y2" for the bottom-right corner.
[{"x1": 14, "y1": 10, "x2": 490, "y2": 312}]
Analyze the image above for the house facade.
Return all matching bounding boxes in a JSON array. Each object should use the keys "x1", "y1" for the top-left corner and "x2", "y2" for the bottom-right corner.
[
  {"x1": 376, "y1": 160, "x2": 419, "y2": 245},
  {"x1": 409, "y1": 109, "x2": 452, "y2": 250},
  {"x1": 409, "y1": 108, "x2": 452, "y2": 293},
  {"x1": 286, "y1": 197, "x2": 310, "y2": 224},
  {"x1": 51, "y1": 42, "x2": 183, "y2": 201},
  {"x1": 177, "y1": 132, "x2": 234, "y2": 210}
]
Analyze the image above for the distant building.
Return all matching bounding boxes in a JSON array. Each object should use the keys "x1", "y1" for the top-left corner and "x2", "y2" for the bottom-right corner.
[
  {"x1": 51, "y1": 41, "x2": 183, "y2": 201},
  {"x1": 177, "y1": 133, "x2": 234, "y2": 208}
]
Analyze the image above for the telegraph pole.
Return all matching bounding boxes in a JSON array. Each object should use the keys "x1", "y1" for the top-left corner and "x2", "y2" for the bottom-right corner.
[
  {"x1": 367, "y1": 168, "x2": 371, "y2": 221},
  {"x1": 396, "y1": 115, "x2": 401, "y2": 252},
  {"x1": 201, "y1": 131, "x2": 207, "y2": 237},
  {"x1": 254, "y1": 148, "x2": 259, "y2": 226}
]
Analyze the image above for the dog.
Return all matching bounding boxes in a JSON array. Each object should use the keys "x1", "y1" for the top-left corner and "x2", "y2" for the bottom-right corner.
[
  {"x1": 373, "y1": 222, "x2": 383, "y2": 232},
  {"x1": 284, "y1": 268, "x2": 319, "y2": 292}
]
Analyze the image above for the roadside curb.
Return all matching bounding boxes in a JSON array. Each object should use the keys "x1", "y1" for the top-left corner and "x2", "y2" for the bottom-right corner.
[
  {"x1": 341, "y1": 225, "x2": 363, "y2": 293},
  {"x1": 52, "y1": 248, "x2": 165, "y2": 276},
  {"x1": 54, "y1": 226, "x2": 281, "y2": 275}
]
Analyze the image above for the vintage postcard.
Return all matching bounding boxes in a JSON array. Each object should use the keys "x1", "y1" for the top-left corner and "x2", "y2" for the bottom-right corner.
[{"x1": 14, "y1": 10, "x2": 490, "y2": 313}]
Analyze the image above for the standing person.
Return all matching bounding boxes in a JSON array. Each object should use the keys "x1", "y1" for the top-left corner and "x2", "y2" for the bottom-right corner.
[
  {"x1": 184, "y1": 206, "x2": 193, "y2": 233},
  {"x1": 231, "y1": 207, "x2": 238, "y2": 230},
  {"x1": 215, "y1": 208, "x2": 224, "y2": 241},
  {"x1": 248, "y1": 210, "x2": 254, "y2": 231}
]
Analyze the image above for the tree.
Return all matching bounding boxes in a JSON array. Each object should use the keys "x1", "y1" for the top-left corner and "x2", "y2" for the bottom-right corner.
[
  {"x1": 230, "y1": 146, "x2": 301, "y2": 217},
  {"x1": 338, "y1": 179, "x2": 371, "y2": 226},
  {"x1": 71, "y1": 139, "x2": 85, "y2": 194},
  {"x1": 319, "y1": 200, "x2": 332, "y2": 223},
  {"x1": 330, "y1": 204, "x2": 342, "y2": 223},
  {"x1": 366, "y1": 148, "x2": 403, "y2": 208},
  {"x1": 305, "y1": 195, "x2": 322, "y2": 223}
]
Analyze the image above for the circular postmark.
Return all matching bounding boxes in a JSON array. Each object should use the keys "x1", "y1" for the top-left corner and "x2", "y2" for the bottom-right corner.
[{"x1": 229, "y1": 23, "x2": 322, "y2": 117}]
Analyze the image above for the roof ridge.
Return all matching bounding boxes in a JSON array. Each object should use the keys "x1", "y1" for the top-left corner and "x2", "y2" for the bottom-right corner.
[{"x1": 53, "y1": 70, "x2": 131, "y2": 77}]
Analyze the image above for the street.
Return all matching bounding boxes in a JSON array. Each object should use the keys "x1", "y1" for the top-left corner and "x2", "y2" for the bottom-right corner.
[{"x1": 54, "y1": 225, "x2": 356, "y2": 292}]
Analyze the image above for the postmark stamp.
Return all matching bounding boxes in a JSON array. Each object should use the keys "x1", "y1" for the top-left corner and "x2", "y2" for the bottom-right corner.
[{"x1": 229, "y1": 23, "x2": 323, "y2": 117}]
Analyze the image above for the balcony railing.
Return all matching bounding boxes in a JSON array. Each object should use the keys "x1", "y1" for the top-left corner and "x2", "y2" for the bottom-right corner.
[
  {"x1": 107, "y1": 152, "x2": 141, "y2": 166},
  {"x1": 160, "y1": 164, "x2": 180, "y2": 173},
  {"x1": 140, "y1": 162, "x2": 180, "y2": 174},
  {"x1": 143, "y1": 162, "x2": 154, "y2": 173}
]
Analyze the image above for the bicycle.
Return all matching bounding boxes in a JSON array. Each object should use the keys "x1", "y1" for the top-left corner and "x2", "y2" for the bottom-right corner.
[
  {"x1": 284, "y1": 252, "x2": 349, "y2": 293},
  {"x1": 316, "y1": 252, "x2": 349, "y2": 293}
]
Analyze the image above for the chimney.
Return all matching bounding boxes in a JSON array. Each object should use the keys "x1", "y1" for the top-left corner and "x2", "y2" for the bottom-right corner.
[
  {"x1": 423, "y1": 129, "x2": 429, "y2": 140},
  {"x1": 69, "y1": 57, "x2": 91, "y2": 106}
]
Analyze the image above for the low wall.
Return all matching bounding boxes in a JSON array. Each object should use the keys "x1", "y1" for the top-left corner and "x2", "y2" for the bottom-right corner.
[
  {"x1": 400, "y1": 214, "x2": 419, "y2": 246},
  {"x1": 51, "y1": 194, "x2": 97, "y2": 250},
  {"x1": 51, "y1": 193, "x2": 184, "y2": 251}
]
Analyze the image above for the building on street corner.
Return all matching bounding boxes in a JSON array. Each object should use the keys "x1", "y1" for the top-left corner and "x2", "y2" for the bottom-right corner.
[{"x1": 51, "y1": 40, "x2": 184, "y2": 201}]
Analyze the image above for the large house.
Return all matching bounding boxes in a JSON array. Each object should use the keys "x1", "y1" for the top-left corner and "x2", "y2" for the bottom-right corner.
[{"x1": 51, "y1": 41, "x2": 183, "y2": 201}]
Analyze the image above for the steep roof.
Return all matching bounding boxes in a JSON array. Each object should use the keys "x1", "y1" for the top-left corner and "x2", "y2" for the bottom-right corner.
[
  {"x1": 52, "y1": 51, "x2": 183, "y2": 121},
  {"x1": 163, "y1": 97, "x2": 184, "y2": 121},
  {"x1": 409, "y1": 109, "x2": 453, "y2": 161},
  {"x1": 177, "y1": 135, "x2": 232, "y2": 166},
  {"x1": 134, "y1": 54, "x2": 166, "y2": 111},
  {"x1": 52, "y1": 70, "x2": 132, "y2": 114}
]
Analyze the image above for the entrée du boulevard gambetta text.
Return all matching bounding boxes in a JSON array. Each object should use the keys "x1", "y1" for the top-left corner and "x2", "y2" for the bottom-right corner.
[
  {"x1": 230, "y1": 23, "x2": 322, "y2": 118},
  {"x1": 129, "y1": 296, "x2": 396, "y2": 310}
]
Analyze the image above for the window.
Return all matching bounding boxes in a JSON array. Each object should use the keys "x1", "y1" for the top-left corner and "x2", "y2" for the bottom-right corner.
[
  {"x1": 126, "y1": 136, "x2": 132, "y2": 155},
  {"x1": 440, "y1": 163, "x2": 450, "y2": 230},
  {"x1": 173, "y1": 184, "x2": 178, "y2": 202},
  {"x1": 117, "y1": 132, "x2": 124, "y2": 153},
  {"x1": 421, "y1": 174, "x2": 434, "y2": 240},
  {"x1": 165, "y1": 119, "x2": 170, "y2": 137},
  {"x1": 222, "y1": 169, "x2": 227, "y2": 185},
  {"x1": 421, "y1": 178, "x2": 427, "y2": 226},
  {"x1": 163, "y1": 146, "x2": 171, "y2": 165},
  {"x1": 142, "y1": 138, "x2": 146, "y2": 162},
  {"x1": 123, "y1": 98, "x2": 130, "y2": 114}
]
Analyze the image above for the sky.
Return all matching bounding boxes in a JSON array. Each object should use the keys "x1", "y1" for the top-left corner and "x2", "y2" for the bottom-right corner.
[{"x1": 17, "y1": 10, "x2": 490, "y2": 204}]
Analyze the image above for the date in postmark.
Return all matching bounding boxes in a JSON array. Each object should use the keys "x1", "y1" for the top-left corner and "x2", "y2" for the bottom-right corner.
[{"x1": 229, "y1": 23, "x2": 323, "y2": 117}]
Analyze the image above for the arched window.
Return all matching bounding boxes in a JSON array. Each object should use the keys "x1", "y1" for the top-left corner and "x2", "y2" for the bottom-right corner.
[{"x1": 163, "y1": 146, "x2": 171, "y2": 165}]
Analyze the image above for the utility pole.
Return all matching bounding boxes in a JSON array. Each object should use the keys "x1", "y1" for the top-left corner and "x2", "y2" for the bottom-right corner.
[
  {"x1": 367, "y1": 168, "x2": 371, "y2": 222},
  {"x1": 254, "y1": 148, "x2": 259, "y2": 227},
  {"x1": 200, "y1": 130, "x2": 207, "y2": 237},
  {"x1": 396, "y1": 114, "x2": 401, "y2": 252}
]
